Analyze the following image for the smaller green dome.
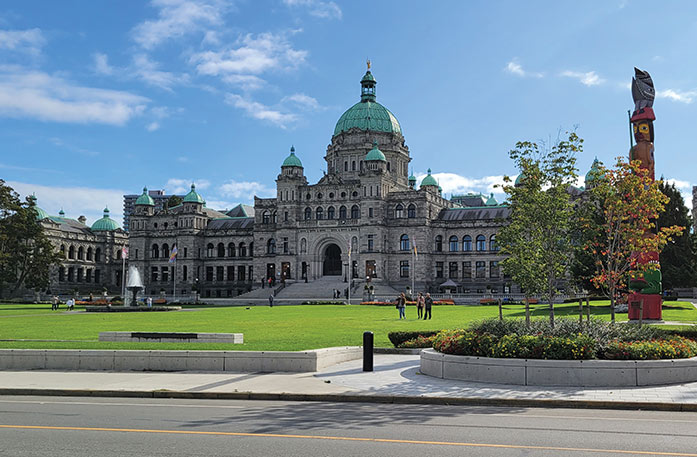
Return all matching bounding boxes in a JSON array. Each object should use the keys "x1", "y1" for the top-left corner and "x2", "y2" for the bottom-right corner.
[
  {"x1": 420, "y1": 169, "x2": 438, "y2": 188},
  {"x1": 183, "y1": 183, "x2": 205, "y2": 204},
  {"x1": 91, "y1": 207, "x2": 120, "y2": 231},
  {"x1": 514, "y1": 172, "x2": 526, "y2": 186},
  {"x1": 58, "y1": 209, "x2": 65, "y2": 217},
  {"x1": 28, "y1": 194, "x2": 50, "y2": 220},
  {"x1": 408, "y1": 173, "x2": 416, "y2": 182},
  {"x1": 365, "y1": 140, "x2": 386, "y2": 161},
  {"x1": 585, "y1": 157, "x2": 604, "y2": 186},
  {"x1": 486, "y1": 193, "x2": 498, "y2": 206},
  {"x1": 361, "y1": 70, "x2": 376, "y2": 83},
  {"x1": 135, "y1": 187, "x2": 155, "y2": 206},
  {"x1": 282, "y1": 146, "x2": 303, "y2": 167}
]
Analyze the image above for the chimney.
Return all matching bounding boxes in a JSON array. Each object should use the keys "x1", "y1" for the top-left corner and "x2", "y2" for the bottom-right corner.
[{"x1": 78, "y1": 215, "x2": 87, "y2": 224}]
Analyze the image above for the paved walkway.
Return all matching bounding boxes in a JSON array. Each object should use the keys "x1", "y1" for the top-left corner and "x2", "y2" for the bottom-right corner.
[{"x1": 2, "y1": 354, "x2": 697, "y2": 410}]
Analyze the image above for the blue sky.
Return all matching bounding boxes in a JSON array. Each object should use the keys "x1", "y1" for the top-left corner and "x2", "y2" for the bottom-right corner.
[{"x1": 2, "y1": 0, "x2": 696, "y2": 226}]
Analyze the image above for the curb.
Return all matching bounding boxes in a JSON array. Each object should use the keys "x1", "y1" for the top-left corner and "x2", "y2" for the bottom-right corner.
[{"x1": 1, "y1": 388, "x2": 696, "y2": 412}]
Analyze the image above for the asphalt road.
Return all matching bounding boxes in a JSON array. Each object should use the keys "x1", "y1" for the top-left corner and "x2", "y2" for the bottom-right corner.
[{"x1": 1, "y1": 396, "x2": 697, "y2": 456}]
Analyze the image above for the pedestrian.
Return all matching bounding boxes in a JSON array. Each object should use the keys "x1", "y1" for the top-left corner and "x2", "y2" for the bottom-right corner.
[
  {"x1": 269, "y1": 294, "x2": 274, "y2": 307},
  {"x1": 344, "y1": 288, "x2": 349, "y2": 300},
  {"x1": 66, "y1": 298, "x2": 74, "y2": 311},
  {"x1": 89, "y1": 293, "x2": 94, "y2": 302},
  {"x1": 395, "y1": 292, "x2": 406, "y2": 319},
  {"x1": 52, "y1": 295, "x2": 59, "y2": 311},
  {"x1": 147, "y1": 297, "x2": 153, "y2": 308},
  {"x1": 424, "y1": 293, "x2": 433, "y2": 320},
  {"x1": 416, "y1": 292, "x2": 425, "y2": 319},
  {"x1": 268, "y1": 277, "x2": 272, "y2": 288}
]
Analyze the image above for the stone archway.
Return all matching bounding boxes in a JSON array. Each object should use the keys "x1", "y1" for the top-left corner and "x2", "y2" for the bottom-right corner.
[{"x1": 322, "y1": 243, "x2": 342, "y2": 276}]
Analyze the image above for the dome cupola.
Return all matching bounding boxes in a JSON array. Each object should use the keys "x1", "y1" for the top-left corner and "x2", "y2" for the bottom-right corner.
[
  {"x1": 420, "y1": 169, "x2": 438, "y2": 188},
  {"x1": 365, "y1": 140, "x2": 386, "y2": 161},
  {"x1": 135, "y1": 187, "x2": 155, "y2": 206},
  {"x1": 183, "y1": 183, "x2": 205, "y2": 204},
  {"x1": 282, "y1": 145, "x2": 303, "y2": 168},
  {"x1": 585, "y1": 157, "x2": 604, "y2": 188},
  {"x1": 28, "y1": 194, "x2": 50, "y2": 220},
  {"x1": 91, "y1": 207, "x2": 120, "y2": 231}
]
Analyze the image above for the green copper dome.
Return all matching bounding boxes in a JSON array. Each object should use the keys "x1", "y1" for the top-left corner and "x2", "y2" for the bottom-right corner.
[
  {"x1": 585, "y1": 157, "x2": 604, "y2": 186},
  {"x1": 135, "y1": 187, "x2": 155, "y2": 206},
  {"x1": 183, "y1": 183, "x2": 205, "y2": 204},
  {"x1": 514, "y1": 172, "x2": 526, "y2": 187},
  {"x1": 420, "y1": 169, "x2": 438, "y2": 188},
  {"x1": 282, "y1": 146, "x2": 303, "y2": 167},
  {"x1": 365, "y1": 140, "x2": 386, "y2": 161},
  {"x1": 28, "y1": 194, "x2": 50, "y2": 220},
  {"x1": 91, "y1": 207, "x2": 120, "y2": 231},
  {"x1": 333, "y1": 69, "x2": 402, "y2": 137},
  {"x1": 486, "y1": 193, "x2": 498, "y2": 206}
]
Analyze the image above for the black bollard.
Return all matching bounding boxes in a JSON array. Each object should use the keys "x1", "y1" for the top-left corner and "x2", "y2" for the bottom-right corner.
[{"x1": 363, "y1": 331, "x2": 374, "y2": 372}]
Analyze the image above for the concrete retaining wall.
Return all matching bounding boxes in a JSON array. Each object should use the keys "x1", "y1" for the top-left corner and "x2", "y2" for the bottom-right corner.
[
  {"x1": 98, "y1": 332, "x2": 243, "y2": 344},
  {"x1": 0, "y1": 347, "x2": 362, "y2": 373},
  {"x1": 420, "y1": 349, "x2": 697, "y2": 386}
]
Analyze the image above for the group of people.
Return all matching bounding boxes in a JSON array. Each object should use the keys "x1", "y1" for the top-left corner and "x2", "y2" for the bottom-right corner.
[
  {"x1": 51, "y1": 296, "x2": 75, "y2": 311},
  {"x1": 332, "y1": 289, "x2": 348, "y2": 299},
  {"x1": 395, "y1": 292, "x2": 433, "y2": 320}
]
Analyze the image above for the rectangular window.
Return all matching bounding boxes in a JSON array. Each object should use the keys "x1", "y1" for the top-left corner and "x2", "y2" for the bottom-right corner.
[
  {"x1": 183, "y1": 247, "x2": 188, "y2": 258},
  {"x1": 368, "y1": 207, "x2": 373, "y2": 218},
  {"x1": 435, "y1": 262, "x2": 443, "y2": 278},
  {"x1": 476, "y1": 261, "x2": 486, "y2": 279},
  {"x1": 206, "y1": 266, "x2": 213, "y2": 281},
  {"x1": 283, "y1": 237, "x2": 289, "y2": 254},
  {"x1": 284, "y1": 211, "x2": 288, "y2": 222},
  {"x1": 95, "y1": 269, "x2": 101, "y2": 283},
  {"x1": 367, "y1": 234, "x2": 374, "y2": 252},
  {"x1": 490, "y1": 261, "x2": 500, "y2": 278},
  {"x1": 183, "y1": 265, "x2": 188, "y2": 281},
  {"x1": 238, "y1": 266, "x2": 246, "y2": 281},
  {"x1": 449, "y1": 262, "x2": 458, "y2": 278},
  {"x1": 161, "y1": 266, "x2": 169, "y2": 283},
  {"x1": 135, "y1": 249, "x2": 139, "y2": 259},
  {"x1": 216, "y1": 266, "x2": 224, "y2": 281},
  {"x1": 151, "y1": 267, "x2": 159, "y2": 282},
  {"x1": 462, "y1": 261, "x2": 472, "y2": 279},
  {"x1": 400, "y1": 260, "x2": 410, "y2": 278},
  {"x1": 86, "y1": 269, "x2": 92, "y2": 283},
  {"x1": 227, "y1": 266, "x2": 234, "y2": 281}
]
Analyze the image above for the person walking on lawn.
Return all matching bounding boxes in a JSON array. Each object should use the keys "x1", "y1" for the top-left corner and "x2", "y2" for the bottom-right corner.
[
  {"x1": 396, "y1": 293, "x2": 406, "y2": 319},
  {"x1": 416, "y1": 292, "x2": 425, "y2": 319},
  {"x1": 424, "y1": 293, "x2": 433, "y2": 320}
]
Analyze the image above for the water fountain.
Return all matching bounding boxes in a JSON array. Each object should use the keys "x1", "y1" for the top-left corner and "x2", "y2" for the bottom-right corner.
[{"x1": 124, "y1": 266, "x2": 144, "y2": 307}]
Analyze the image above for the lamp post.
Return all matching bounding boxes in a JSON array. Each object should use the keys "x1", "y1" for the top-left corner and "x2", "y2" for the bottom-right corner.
[{"x1": 343, "y1": 262, "x2": 348, "y2": 283}]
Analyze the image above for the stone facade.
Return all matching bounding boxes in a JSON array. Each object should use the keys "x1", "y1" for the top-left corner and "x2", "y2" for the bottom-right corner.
[{"x1": 125, "y1": 68, "x2": 513, "y2": 298}]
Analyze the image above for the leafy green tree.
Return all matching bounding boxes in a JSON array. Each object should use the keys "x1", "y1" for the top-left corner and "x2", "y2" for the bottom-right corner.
[
  {"x1": 0, "y1": 180, "x2": 62, "y2": 295},
  {"x1": 499, "y1": 132, "x2": 581, "y2": 327},
  {"x1": 165, "y1": 195, "x2": 183, "y2": 209},
  {"x1": 656, "y1": 181, "x2": 696, "y2": 289}
]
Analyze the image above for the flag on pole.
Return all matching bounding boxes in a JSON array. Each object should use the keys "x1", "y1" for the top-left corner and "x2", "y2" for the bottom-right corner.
[
  {"x1": 412, "y1": 237, "x2": 418, "y2": 259},
  {"x1": 169, "y1": 245, "x2": 178, "y2": 263},
  {"x1": 121, "y1": 247, "x2": 129, "y2": 259},
  {"x1": 348, "y1": 239, "x2": 352, "y2": 257}
]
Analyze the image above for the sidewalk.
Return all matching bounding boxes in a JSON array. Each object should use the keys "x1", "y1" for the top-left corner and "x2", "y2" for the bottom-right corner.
[{"x1": 2, "y1": 354, "x2": 697, "y2": 411}]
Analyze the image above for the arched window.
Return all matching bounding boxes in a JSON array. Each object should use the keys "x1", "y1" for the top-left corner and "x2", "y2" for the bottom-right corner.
[
  {"x1": 300, "y1": 238, "x2": 307, "y2": 254},
  {"x1": 77, "y1": 246, "x2": 84, "y2": 260},
  {"x1": 407, "y1": 204, "x2": 416, "y2": 218},
  {"x1": 351, "y1": 205, "x2": 360, "y2": 219},
  {"x1": 116, "y1": 249, "x2": 122, "y2": 260},
  {"x1": 463, "y1": 235, "x2": 472, "y2": 252},
  {"x1": 395, "y1": 204, "x2": 404, "y2": 218},
  {"x1": 151, "y1": 244, "x2": 159, "y2": 258},
  {"x1": 239, "y1": 242, "x2": 247, "y2": 257},
  {"x1": 60, "y1": 244, "x2": 66, "y2": 258},
  {"x1": 490, "y1": 234, "x2": 498, "y2": 251},
  {"x1": 262, "y1": 211, "x2": 270, "y2": 224},
  {"x1": 162, "y1": 243, "x2": 169, "y2": 258},
  {"x1": 228, "y1": 243, "x2": 236, "y2": 257},
  {"x1": 447, "y1": 235, "x2": 457, "y2": 252},
  {"x1": 68, "y1": 245, "x2": 75, "y2": 259},
  {"x1": 316, "y1": 207, "x2": 324, "y2": 220},
  {"x1": 86, "y1": 247, "x2": 93, "y2": 261},
  {"x1": 217, "y1": 243, "x2": 225, "y2": 257},
  {"x1": 304, "y1": 207, "x2": 312, "y2": 220},
  {"x1": 435, "y1": 235, "x2": 443, "y2": 252},
  {"x1": 400, "y1": 234, "x2": 410, "y2": 251},
  {"x1": 95, "y1": 248, "x2": 101, "y2": 262},
  {"x1": 272, "y1": 212, "x2": 277, "y2": 224},
  {"x1": 327, "y1": 206, "x2": 335, "y2": 219},
  {"x1": 267, "y1": 238, "x2": 276, "y2": 254},
  {"x1": 476, "y1": 235, "x2": 486, "y2": 251},
  {"x1": 206, "y1": 243, "x2": 214, "y2": 257},
  {"x1": 339, "y1": 205, "x2": 347, "y2": 219}
]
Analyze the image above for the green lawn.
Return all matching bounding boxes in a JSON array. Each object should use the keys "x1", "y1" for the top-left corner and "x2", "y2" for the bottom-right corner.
[{"x1": 0, "y1": 301, "x2": 694, "y2": 351}]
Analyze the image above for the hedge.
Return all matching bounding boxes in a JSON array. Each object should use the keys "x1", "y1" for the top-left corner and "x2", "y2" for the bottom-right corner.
[
  {"x1": 602, "y1": 336, "x2": 697, "y2": 360},
  {"x1": 398, "y1": 335, "x2": 437, "y2": 348},
  {"x1": 388, "y1": 330, "x2": 440, "y2": 347}
]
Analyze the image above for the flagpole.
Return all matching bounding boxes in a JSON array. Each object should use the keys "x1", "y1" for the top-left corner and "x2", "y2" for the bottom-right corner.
[
  {"x1": 121, "y1": 250, "x2": 126, "y2": 299},
  {"x1": 348, "y1": 239, "x2": 351, "y2": 305},
  {"x1": 172, "y1": 242, "x2": 177, "y2": 303}
]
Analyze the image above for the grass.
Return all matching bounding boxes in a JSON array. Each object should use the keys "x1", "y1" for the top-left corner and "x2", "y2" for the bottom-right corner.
[{"x1": 0, "y1": 300, "x2": 694, "y2": 351}]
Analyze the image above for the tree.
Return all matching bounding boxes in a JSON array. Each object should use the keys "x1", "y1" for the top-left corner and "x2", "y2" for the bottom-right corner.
[
  {"x1": 0, "y1": 181, "x2": 62, "y2": 295},
  {"x1": 656, "y1": 181, "x2": 696, "y2": 289},
  {"x1": 499, "y1": 132, "x2": 581, "y2": 327},
  {"x1": 165, "y1": 195, "x2": 183, "y2": 209},
  {"x1": 580, "y1": 159, "x2": 683, "y2": 322}
]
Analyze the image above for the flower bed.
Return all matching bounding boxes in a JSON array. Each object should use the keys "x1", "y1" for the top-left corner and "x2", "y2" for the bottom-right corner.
[{"x1": 360, "y1": 299, "x2": 454, "y2": 306}]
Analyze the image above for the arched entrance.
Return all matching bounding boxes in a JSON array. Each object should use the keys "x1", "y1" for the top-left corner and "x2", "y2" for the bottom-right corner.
[{"x1": 323, "y1": 244, "x2": 342, "y2": 276}]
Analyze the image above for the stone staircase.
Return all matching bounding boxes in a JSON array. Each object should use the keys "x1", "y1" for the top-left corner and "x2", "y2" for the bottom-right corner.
[{"x1": 276, "y1": 276, "x2": 348, "y2": 300}]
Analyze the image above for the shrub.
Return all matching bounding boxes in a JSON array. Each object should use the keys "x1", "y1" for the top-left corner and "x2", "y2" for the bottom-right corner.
[
  {"x1": 301, "y1": 300, "x2": 346, "y2": 305},
  {"x1": 388, "y1": 330, "x2": 440, "y2": 347},
  {"x1": 432, "y1": 329, "x2": 496, "y2": 356},
  {"x1": 397, "y1": 335, "x2": 436, "y2": 348},
  {"x1": 602, "y1": 336, "x2": 697, "y2": 360}
]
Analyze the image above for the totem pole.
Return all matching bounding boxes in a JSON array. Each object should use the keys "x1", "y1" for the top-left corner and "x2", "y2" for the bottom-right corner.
[{"x1": 627, "y1": 67, "x2": 662, "y2": 320}]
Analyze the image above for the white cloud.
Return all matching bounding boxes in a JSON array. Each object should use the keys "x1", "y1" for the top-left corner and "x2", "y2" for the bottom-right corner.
[
  {"x1": 133, "y1": 54, "x2": 188, "y2": 90},
  {"x1": 561, "y1": 70, "x2": 604, "y2": 86},
  {"x1": 146, "y1": 121, "x2": 160, "y2": 131},
  {"x1": 132, "y1": 0, "x2": 227, "y2": 49},
  {"x1": 203, "y1": 199, "x2": 238, "y2": 211},
  {"x1": 0, "y1": 28, "x2": 45, "y2": 55},
  {"x1": 657, "y1": 89, "x2": 696, "y2": 104},
  {"x1": 283, "y1": 0, "x2": 342, "y2": 19},
  {"x1": 219, "y1": 180, "x2": 274, "y2": 200},
  {"x1": 225, "y1": 93, "x2": 297, "y2": 128},
  {"x1": 666, "y1": 178, "x2": 691, "y2": 191},
  {"x1": 221, "y1": 74, "x2": 266, "y2": 91},
  {"x1": 415, "y1": 172, "x2": 508, "y2": 198},
  {"x1": 0, "y1": 66, "x2": 148, "y2": 125},
  {"x1": 7, "y1": 180, "x2": 125, "y2": 227},
  {"x1": 282, "y1": 93, "x2": 322, "y2": 111},
  {"x1": 93, "y1": 52, "x2": 114, "y2": 75},
  {"x1": 191, "y1": 32, "x2": 308, "y2": 79},
  {"x1": 49, "y1": 137, "x2": 100, "y2": 157},
  {"x1": 504, "y1": 60, "x2": 543, "y2": 78},
  {"x1": 165, "y1": 178, "x2": 210, "y2": 195}
]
